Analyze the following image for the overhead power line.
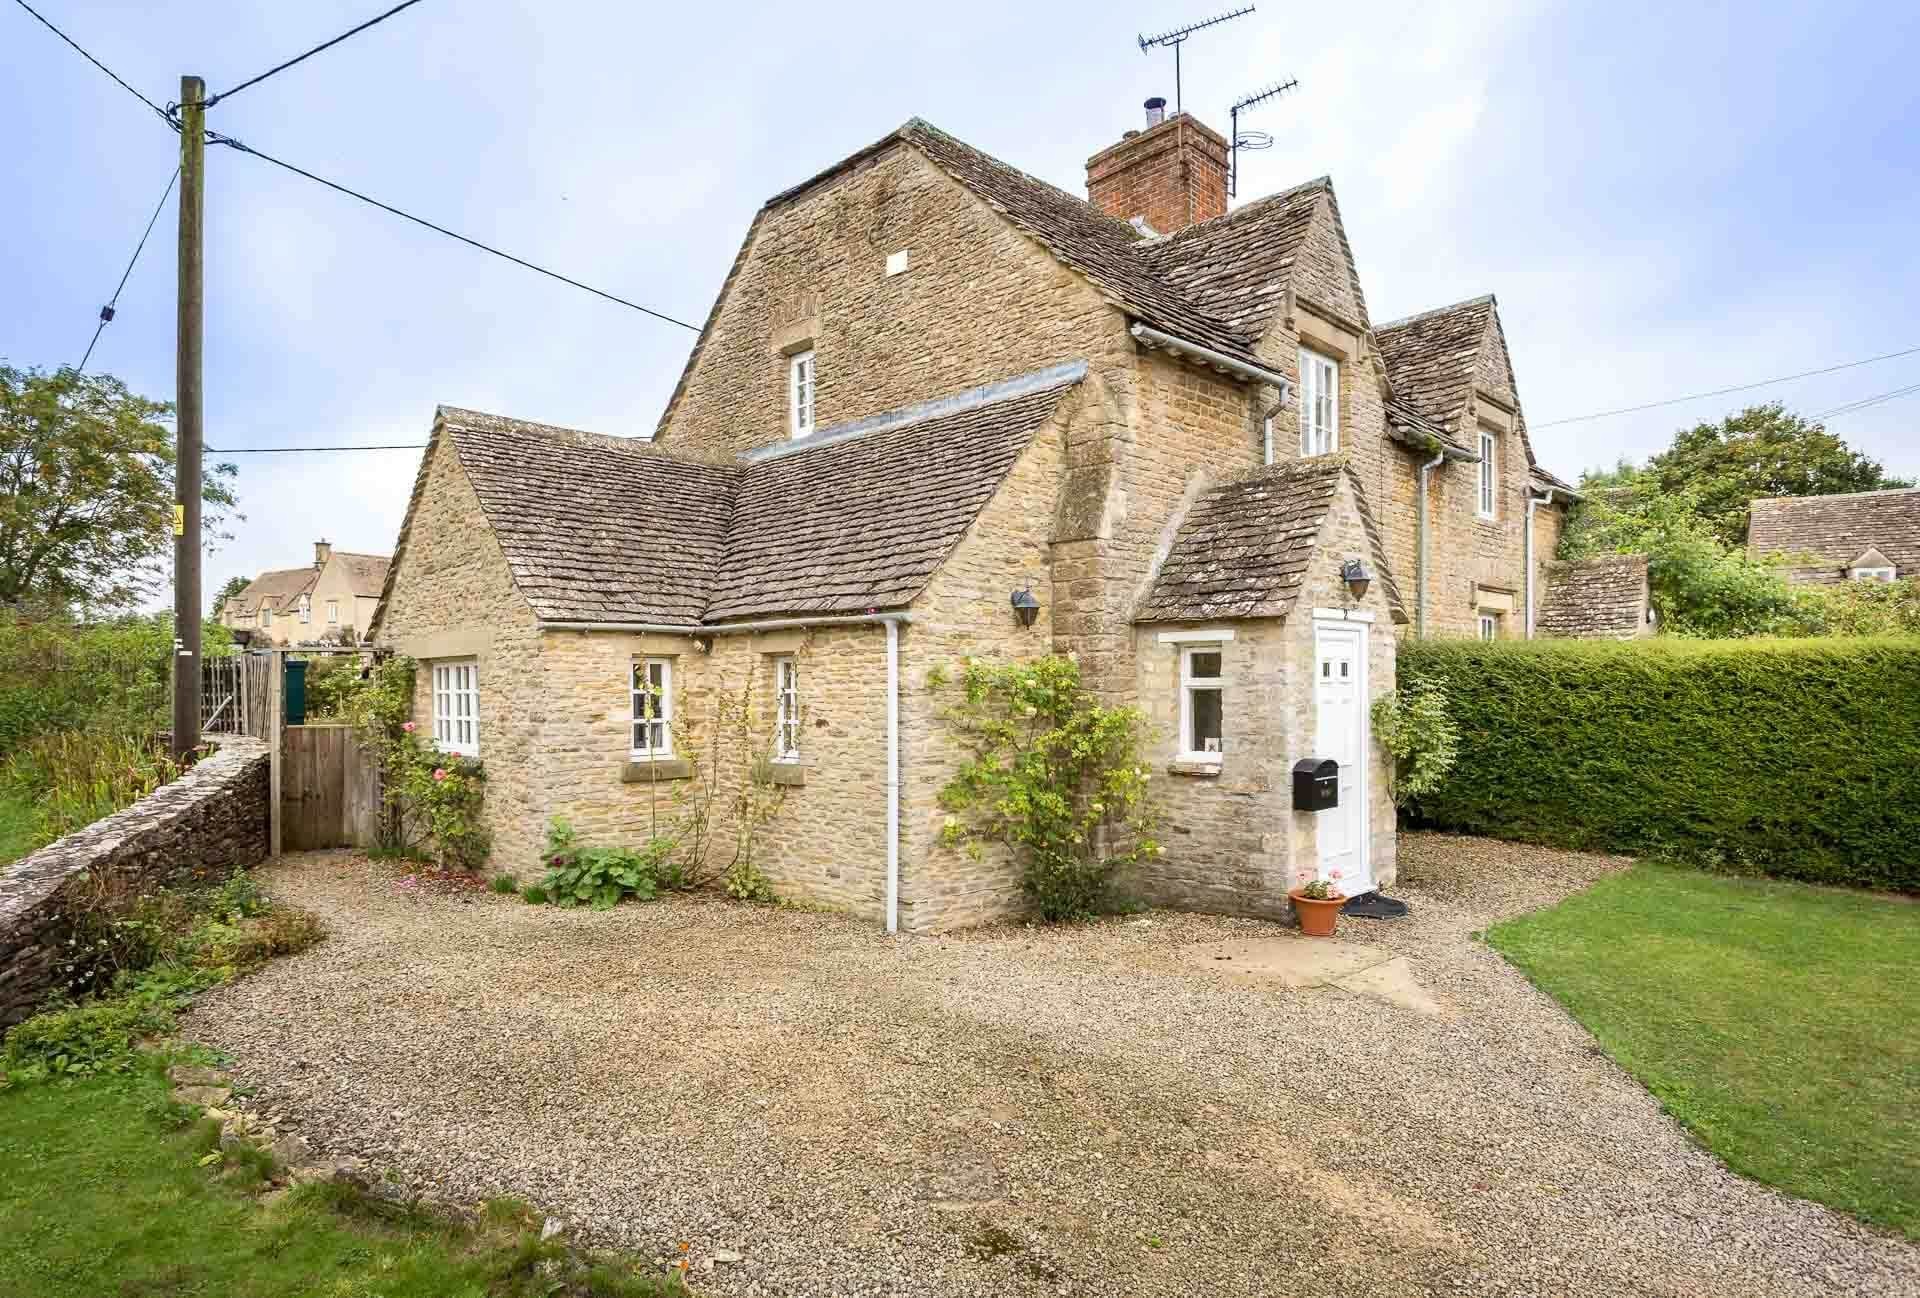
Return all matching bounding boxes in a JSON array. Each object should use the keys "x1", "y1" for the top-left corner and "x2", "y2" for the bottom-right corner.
[
  {"x1": 77, "y1": 166, "x2": 179, "y2": 373},
  {"x1": 210, "y1": 443, "x2": 426, "y2": 453},
  {"x1": 1814, "y1": 380, "x2": 1920, "y2": 422},
  {"x1": 205, "y1": 0, "x2": 429, "y2": 108},
  {"x1": 9, "y1": 0, "x2": 171, "y2": 122},
  {"x1": 1533, "y1": 344, "x2": 1920, "y2": 427},
  {"x1": 202, "y1": 129, "x2": 703, "y2": 332}
]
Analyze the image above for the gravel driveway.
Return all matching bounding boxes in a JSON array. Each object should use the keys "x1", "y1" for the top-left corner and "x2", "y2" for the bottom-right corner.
[{"x1": 188, "y1": 836, "x2": 1919, "y2": 1297}]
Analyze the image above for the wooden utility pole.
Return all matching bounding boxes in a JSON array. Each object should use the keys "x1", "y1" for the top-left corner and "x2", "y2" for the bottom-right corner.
[{"x1": 171, "y1": 76, "x2": 205, "y2": 762}]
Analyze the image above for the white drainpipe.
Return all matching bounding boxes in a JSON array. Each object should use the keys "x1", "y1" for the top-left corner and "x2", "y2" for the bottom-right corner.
[
  {"x1": 1524, "y1": 488, "x2": 1556, "y2": 638},
  {"x1": 1416, "y1": 447, "x2": 1446, "y2": 637},
  {"x1": 540, "y1": 611, "x2": 910, "y2": 932}
]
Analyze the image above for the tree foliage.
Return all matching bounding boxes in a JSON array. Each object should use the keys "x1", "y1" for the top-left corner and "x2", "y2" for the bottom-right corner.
[
  {"x1": 1643, "y1": 403, "x2": 1909, "y2": 547},
  {"x1": 0, "y1": 365, "x2": 239, "y2": 611},
  {"x1": 210, "y1": 575, "x2": 250, "y2": 620}
]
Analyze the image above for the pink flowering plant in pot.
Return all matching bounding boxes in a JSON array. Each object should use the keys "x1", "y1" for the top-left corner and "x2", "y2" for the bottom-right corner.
[{"x1": 1288, "y1": 869, "x2": 1346, "y2": 937}]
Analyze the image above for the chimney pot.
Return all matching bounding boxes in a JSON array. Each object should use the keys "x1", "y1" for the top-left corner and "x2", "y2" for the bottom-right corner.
[
  {"x1": 1144, "y1": 96, "x2": 1167, "y2": 127},
  {"x1": 314, "y1": 539, "x2": 332, "y2": 570}
]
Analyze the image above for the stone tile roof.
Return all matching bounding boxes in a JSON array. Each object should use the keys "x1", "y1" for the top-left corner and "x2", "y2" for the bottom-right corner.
[
  {"x1": 1136, "y1": 455, "x2": 1406, "y2": 624},
  {"x1": 1135, "y1": 178, "x2": 1331, "y2": 337},
  {"x1": 1537, "y1": 554, "x2": 1652, "y2": 639},
  {"x1": 1373, "y1": 296, "x2": 1495, "y2": 437},
  {"x1": 900, "y1": 122, "x2": 1261, "y2": 364},
  {"x1": 1748, "y1": 487, "x2": 1920, "y2": 583},
  {"x1": 330, "y1": 552, "x2": 390, "y2": 598},
  {"x1": 230, "y1": 566, "x2": 317, "y2": 616},
  {"x1": 394, "y1": 366, "x2": 1083, "y2": 629}
]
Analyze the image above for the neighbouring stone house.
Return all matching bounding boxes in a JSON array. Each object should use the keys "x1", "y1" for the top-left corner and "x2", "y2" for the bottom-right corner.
[
  {"x1": 222, "y1": 541, "x2": 389, "y2": 645},
  {"x1": 371, "y1": 104, "x2": 1583, "y2": 931},
  {"x1": 1536, "y1": 554, "x2": 1655, "y2": 638},
  {"x1": 1748, "y1": 486, "x2": 1920, "y2": 583}
]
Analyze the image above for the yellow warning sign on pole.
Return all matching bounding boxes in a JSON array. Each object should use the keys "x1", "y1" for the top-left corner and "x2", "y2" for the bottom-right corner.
[{"x1": 173, "y1": 504, "x2": 184, "y2": 536}]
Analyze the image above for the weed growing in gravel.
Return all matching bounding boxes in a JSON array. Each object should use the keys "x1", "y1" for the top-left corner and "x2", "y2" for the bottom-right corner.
[
  {"x1": 520, "y1": 884, "x2": 549, "y2": 905},
  {"x1": 489, "y1": 873, "x2": 518, "y2": 894},
  {"x1": 537, "y1": 819, "x2": 674, "y2": 910}
]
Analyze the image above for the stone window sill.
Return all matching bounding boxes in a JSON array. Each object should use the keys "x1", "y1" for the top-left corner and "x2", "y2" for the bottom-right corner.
[
  {"x1": 622, "y1": 758, "x2": 693, "y2": 783},
  {"x1": 1167, "y1": 759, "x2": 1223, "y2": 778},
  {"x1": 763, "y1": 761, "x2": 805, "y2": 787}
]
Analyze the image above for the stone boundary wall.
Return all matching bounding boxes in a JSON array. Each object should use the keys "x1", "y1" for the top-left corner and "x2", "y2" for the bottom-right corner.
[{"x1": 0, "y1": 737, "x2": 270, "y2": 1029}]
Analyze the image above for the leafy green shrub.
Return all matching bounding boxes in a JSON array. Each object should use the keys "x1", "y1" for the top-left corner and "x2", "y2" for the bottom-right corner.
[
  {"x1": 723, "y1": 858, "x2": 776, "y2": 903},
  {"x1": 536, "y1": 818, "x2": 673, "y2": 909},
  {"x1": 1400, "y1": 636, "x2": 1920, "y2": 889},
  {"x1": 1370, "y1": 680, "x2": 1459, "y2": 806},
  {"x1": 934, "y1": 655, "x2": 1159, "y2": 922},
  {"x1": 1, "y1": 996, "x2": 174, "y2": 1078}
]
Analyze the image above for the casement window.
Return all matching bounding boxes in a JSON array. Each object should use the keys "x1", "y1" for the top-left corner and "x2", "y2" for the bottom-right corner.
[
  {"x1": 631, "y1": 659, "x2": 673, "y2": 758},
  {"x1": 1179, "y1": 645, "x2": 1225, "y2": 761},
  {"x1": 789, "y1": 349, "x2": 815, "y2": 438},
  {"x1": 259, "y1": 606, "x2": 272, "y2": 628},
  {"x1": 1850, "y1": 566, "x2": 1896, "y2": 582},
  {"x1": 431, "y1": 660, "x2": 479, "y2": 757},
  {"x1": 1478, "y1": 612, "x2": 1500, "y2": 642},
  {"x1": 299, "y1": 594, "x2": 311, "y2": 624},
  {"x1": 326, "y1": 599, "x2": 339, "y2": 624},
  {"x1": 772, "y1": 656, "x2": 801, "y2": 762},
  {"x1": 1298, "y1": 348, "x2": 1339, "y2": 456},
  {"x1": 1478, "y1": 430, "x2": 1498, "y2": 519}
]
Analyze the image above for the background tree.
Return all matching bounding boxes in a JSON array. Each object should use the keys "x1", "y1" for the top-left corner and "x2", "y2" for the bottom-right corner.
[
  {"x1": 0, "y1": 365, "x2": 238, "y2": 611},
  {"x1": 210, "y1": 574, "x2": 251, "y2": 621},
  {"x1": 1645, "y1": 404, "x2": 1910, "y2": 547}
]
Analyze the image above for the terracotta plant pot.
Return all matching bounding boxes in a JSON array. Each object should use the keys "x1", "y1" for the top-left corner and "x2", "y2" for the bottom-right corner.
[{"x1": 1288, "y1": 889, "x2": 1346, "y2": 938}]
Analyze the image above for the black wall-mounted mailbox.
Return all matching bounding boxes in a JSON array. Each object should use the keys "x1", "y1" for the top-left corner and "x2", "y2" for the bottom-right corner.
[{"x1": 1292, "y1": 757, "x2": 1339, "y2": 811}]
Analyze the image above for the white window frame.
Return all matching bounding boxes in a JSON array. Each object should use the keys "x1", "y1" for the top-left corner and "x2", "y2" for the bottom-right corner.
[
  {"x1": 431, "y1": 660, "x2": 480, "y2": 757},
  {"x1": 298, "y1": 593, "x2": 311, "y2": 624},
  {"x1": 326, "y1": 599, "x2": 340, "y2": 625},
  {"x1": 1178, "y1": 644, "x2": 1226, "y2": 763},
  {"x1": 772, "y1": 656, "x2": 801, "y2": 762},
  {"x1": 1478, "y1": 429, "x2": 1498, "y2": 520},
  {"x1": 1298, "y1": 347, "x2": 1339, "y2": 456},
  {"x1": 789, "y1": 349, "x2": 815, "y2": 439},
  {"x1": 1478, "y1": 612, "x2": 1500, "y2": 642},
  {"x1": 259, "y1": 606, "x2": 272, "y2": 629},
  {"x1": 1850, "y1": 566, "x2": 1896, "y2": 582},
  {"x1": 630, "y1": 658, "x2": 674, "y2": 759}
]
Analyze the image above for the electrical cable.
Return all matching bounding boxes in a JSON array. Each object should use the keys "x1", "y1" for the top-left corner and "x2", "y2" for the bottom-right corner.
[
  {"x1": 8, "y1": 0, "x2": 172, "y2": 123},
  {"x1": 205, "y1": 0, "x2": 428, "y2": 108},
  {"x1": 202, "y1": 129, "x2": 703, "y2": 332},
  {"x1": 1533, "y1": 344, "x2": 1920, "y2": 427},
  {"x1": 1813, "y1": 380, "x2": 1920, "y2": 422},
  {"x1": 209, "y1": 444, "x2": 427, "y2": 453},
  {"x1": 77, "y1": 167, "x2": 180, "y2": 373}
]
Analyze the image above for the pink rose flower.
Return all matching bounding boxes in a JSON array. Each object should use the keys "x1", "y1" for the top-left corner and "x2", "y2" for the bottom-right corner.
[
  {"x1": 432, "y1": 768, "x2": 448, "y2": 781},
  {"x1": 402, "y1": 721, "x2": 416, "y2": 733}
]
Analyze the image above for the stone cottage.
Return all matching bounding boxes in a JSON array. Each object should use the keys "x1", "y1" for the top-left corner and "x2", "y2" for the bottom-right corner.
[
  {"x1": 222, "y1": 541, "x2": 389, "y2": 645},
  {"x1": 371, "y1": 105, "x2": 1580, "y2": 931},
  {"x1": 1748, "y1": 486, "x2": 1920, "y2": 583}
]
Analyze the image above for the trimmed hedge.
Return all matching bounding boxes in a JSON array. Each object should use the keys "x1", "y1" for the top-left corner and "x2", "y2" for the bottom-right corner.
[{"x1": 1400, "y1": 636, "x2": 1920, "y2": 891}]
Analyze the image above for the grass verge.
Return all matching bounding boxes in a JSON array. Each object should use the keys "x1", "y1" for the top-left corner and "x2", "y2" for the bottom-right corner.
[
  {"x1": 1487, "y1": 863, "x2": 1919, "y2": 1238},
  {"x1": 0, "y1": 791, "x2": 37, "y2": 868},
  {"x1": 0, "y1": 1066, "x2": 686, "y2": 1296}
]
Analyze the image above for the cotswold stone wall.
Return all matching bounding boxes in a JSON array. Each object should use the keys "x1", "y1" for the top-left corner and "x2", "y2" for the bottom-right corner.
[
  {"x1": 0, "y1": 738, "x2": 269, "y2": 1029},
  {"x1": 659, "y1": 144, "x2": 1129, "y2": 461},
  {"x1": 376, "y1": 438, "x2": 548, "y2": 871}
]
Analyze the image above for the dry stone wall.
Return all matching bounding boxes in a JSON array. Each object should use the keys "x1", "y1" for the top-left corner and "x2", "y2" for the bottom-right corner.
[{"x1": 0, "y1": 738, "x2": 269, "y2": 1029}]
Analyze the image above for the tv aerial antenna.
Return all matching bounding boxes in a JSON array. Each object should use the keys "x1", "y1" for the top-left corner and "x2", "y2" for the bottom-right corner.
[
  {"x1": 1229, "y1": 77, "x2": 1299, "y2": 196},
  {"x1": 1138, "y1": 6, "x2": 1255, "y2": 115}
]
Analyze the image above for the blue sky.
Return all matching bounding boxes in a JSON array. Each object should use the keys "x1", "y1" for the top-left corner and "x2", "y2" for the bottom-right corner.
[{"x1": 6, "y1": 1, "x2": 1918, "y2": 603}]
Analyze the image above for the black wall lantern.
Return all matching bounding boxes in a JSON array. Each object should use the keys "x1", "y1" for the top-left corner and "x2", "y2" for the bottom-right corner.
[
  {"x1": 1010, "y1": 586, "x2": 1041, "y2": 628},
  {"x1": 1341, "y1": 559, "x2": 1372, "y2": 602}
]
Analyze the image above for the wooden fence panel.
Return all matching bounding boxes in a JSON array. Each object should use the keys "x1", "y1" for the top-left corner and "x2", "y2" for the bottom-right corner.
[{"x1": 282, "y1": 724, "x2": 378, "y2": 850}]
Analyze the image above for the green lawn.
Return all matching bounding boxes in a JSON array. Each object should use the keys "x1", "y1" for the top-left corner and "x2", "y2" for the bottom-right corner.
[
  {"x1": 0, "y1": 1068, "x2": 682, "y2": 1297},
  {"x1": 1488, "y1": 864, "x2": 1920, "y2": 1238}
]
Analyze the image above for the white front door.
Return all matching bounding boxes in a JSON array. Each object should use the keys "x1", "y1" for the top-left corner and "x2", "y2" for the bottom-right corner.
[{"x1": 1314, "y1": 621, "x2": 1371, "y2": 893}]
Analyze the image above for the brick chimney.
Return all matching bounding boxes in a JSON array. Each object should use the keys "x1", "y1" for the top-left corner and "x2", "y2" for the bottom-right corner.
[
  {"x1": 314, "y1": 539, "x2": 332, "y2": 570},
  {"x1": 1086, "y1": 98, "x2": 1229, "y2": 236}
]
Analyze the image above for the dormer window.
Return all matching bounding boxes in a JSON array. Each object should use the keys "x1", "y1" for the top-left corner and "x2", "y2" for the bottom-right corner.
[
  {"x1": 789, "y1": 350, "x2": 815, "y2": 438},
  {"x1": 1851, "y1": 565, "x2": 1896, "y2": 582},
  {"x1": 1299, "y1": 348, "x2": 1338, "y2": 455}
]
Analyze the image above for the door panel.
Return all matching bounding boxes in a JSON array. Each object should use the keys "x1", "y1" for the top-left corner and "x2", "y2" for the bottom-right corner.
[{"x1": 1313, "y1": 623, "x2": 1370, "y2": 892}]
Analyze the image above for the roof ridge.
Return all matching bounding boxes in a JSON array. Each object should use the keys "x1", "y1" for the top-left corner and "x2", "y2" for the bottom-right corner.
[
  {"x1": 1754, "y1": 485, "x2": 1920, "y2": 504},
  {"x1": 1373, "y1": 293, "x2": 1497, "y2": 333},
  {"x1": 900, "y1": 119, "x2": 1145, "y2": 242},
  {"x1": 1152, "y1": 175, "x2": 1331, "y2": 246},
  {"x1": 740, "y1": 361, "x2": 1088, "y2": 464},
  {"x1": 438, "y1": 405, "x2": 725, "y2": 470}
]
